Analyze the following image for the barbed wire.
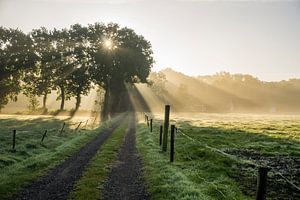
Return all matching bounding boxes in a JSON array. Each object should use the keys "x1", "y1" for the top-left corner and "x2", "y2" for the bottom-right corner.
[
  {"x1": 178, "y1": 135, "x2": 228, "y2": 199},
  {"x1": 4, "y1": 117, "x2": 97, "y2": 136},
  {"x1": 176, "y1": 128, "x2": 258, "y2": 166},
  {"x1": 175, "y1": 126, "x2": 300, "y2": 192},
  {"x1": 272, "y1": 171, "x2": 300, "y2": 191}
]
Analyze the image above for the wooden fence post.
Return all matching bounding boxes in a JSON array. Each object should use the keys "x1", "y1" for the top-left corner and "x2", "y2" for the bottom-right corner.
[
  {"x1": 147, "y1": 117, "x2": 149, "y2": 127},
  {"x1": 170, "y1": 125, "x2": 175, "y2": 162},
  {"x1": 60, "y1": 122, "x2": 65, "y2": 134},
  {"x1": 256, "y1": 167, "x2": 269, "y2": 200},
  {"x1": 41, "y1": 130, "x2": 48, "y2": 143},
  {"x1": 75, "y1": 121, "x2": 82, "y2": 132},
  {"x1": 12, "y1": 130, "x2": 16, "y2": 151},
  {"x1": 162, "y1": 105, "x2": 170, "y2": 152},
  {"x1": 150, "y1": 119, "x2": 153, "y2": 132},
  {"x1": 159, "y1": 125, "x2": 163, "y2": 146},
  {"x1": 92, "y1": 117, "x2": 97, "y2": 128}
]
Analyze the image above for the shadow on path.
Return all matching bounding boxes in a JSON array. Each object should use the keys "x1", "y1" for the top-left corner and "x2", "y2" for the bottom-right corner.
[{"x1": 103, "y1": 113, "x2": 150, "y2": 200}]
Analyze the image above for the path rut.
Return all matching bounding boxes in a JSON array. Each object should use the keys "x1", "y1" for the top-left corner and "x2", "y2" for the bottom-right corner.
[
  {"x1": 13, "y1": 116, "x2": 125, "y2": 200},
  {"x1": 103, "y1": 114, "x2": 150, "y2": 200}
]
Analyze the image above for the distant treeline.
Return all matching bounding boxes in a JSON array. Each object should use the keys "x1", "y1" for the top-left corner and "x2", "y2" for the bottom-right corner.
[
  {"x1": 0, "y1": 23, "x2": 153, "y2": 117},
  {"x1": 148, "y1": 69, "x2": 300, "y2": 113}
]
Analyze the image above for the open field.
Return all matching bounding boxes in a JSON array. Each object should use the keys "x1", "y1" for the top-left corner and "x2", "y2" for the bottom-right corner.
[
  {"x1": 1, "y1": 113, "x2": 299, "y2": 199},
  {"x1": 137, "y1": 113, "x2": 300, "y2": 199},
  {"x1": 0, "y1": 114, "x2": 110, "y2": 199}
]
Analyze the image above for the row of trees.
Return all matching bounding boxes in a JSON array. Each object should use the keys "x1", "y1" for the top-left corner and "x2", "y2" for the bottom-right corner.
[
  {"x1": 0, "y1": 23, "x2": 154, "y2": 117},
  {"x1": 150, "y1": 69, "x2": 300, "y2": 113}
]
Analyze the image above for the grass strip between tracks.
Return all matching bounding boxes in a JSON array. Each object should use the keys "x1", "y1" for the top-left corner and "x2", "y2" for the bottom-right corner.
[{"x1": 68, "y1": 116, "x2": 129, "y2": 200}]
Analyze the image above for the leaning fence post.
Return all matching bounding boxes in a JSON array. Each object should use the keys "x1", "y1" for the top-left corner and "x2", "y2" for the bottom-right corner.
[
  {"x1": 75, "y1": 121, "x2": 82, "y2": 132},
  {"x1": 41, "y1": 130, "x2": 48, "y2": 143},
  {"x1": 162, "y1": 105, "x2": 170, "y2": 152},
  {"x1": 147, "y1": 117, "x2": 149, "y2": 127},
  {"x1": 150, "y1": 119, "x2": 153, "y2": 132},
  {"x1": 92, "y1": 117, "x2": 97, "y2": 128},
  {"x1": 159, "y1": 125, "x2": 163, "y2": 146},
  {"x1": 12, "y1": 130, "x2": 16, "y2": 151},
  {"x1": 60, "y1": 122, "x2": 65, "y2": 134},
  {"x1": 170, "y1": 125, "x2": 175, "y2": 162},
  {"x1": 256, "y1": 167, "x2": 269, "y2": 200}
]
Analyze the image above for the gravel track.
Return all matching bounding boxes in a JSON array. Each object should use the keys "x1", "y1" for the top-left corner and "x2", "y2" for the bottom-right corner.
[
  {"x1": 103, "y1": 114, "x2": 150, "y2": 200},
  {"x1": 12, "y1": 116, "x2": 125, "y2": 200}
]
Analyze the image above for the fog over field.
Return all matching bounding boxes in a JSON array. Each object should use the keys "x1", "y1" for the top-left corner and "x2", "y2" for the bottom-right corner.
[{"x1": 0, "y1": 1, "x2": 299, "y2": 200}]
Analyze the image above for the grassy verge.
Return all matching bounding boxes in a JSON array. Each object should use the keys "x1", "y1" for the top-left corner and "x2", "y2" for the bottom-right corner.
[
  {"x1": 68, "y1": 116, "x2": 129, "y2": 200},
  {"x1": 0, "y1": 114, "x2": 121, "y2": 199},
  {"x1": 136, "y1": 114, "x2": 300, "y2": 199},
  {"x1": 136, "y1": 122, "x2": 251, "y2": 200}
]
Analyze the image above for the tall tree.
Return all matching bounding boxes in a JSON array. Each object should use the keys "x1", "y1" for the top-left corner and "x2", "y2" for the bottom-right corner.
[
  {"x1": 0, "y1": 27, "x2": 37, "y2": 110},
  {"x1": 89, "y1": 23, "x2": 154, "y2": 118},
  {"x1": 66, "y1": 24, "x2": 92, "y2": 111},
  {"x1": 23, "y1": 27, "x2": 54, "y2": 110},
  {"x1": 51, "y1": 28, "x2": 73, "y2": 111}
]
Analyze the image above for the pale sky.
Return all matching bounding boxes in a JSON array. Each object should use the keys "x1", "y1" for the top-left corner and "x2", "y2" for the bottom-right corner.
[{"x1": 0, "y1": 0, "x2": 299, "y2": 81}]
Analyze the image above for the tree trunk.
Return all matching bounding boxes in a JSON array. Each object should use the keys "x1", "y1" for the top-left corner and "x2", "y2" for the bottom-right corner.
[
  {"x1": 75, "y1": 92, "x2": 81, "y2": 111},
  {"x1": 60, "y1": 85, "x2": 65, "y2": 111},
  {"x1": 101, "y1": 87, "x2": 110, "y2": 120},
  {"x1": 101, "y1": 81, "x2": 133, "y2": 120},
  {"x1": 42, "y1": 93, "x2": 47, "y2": 109}
]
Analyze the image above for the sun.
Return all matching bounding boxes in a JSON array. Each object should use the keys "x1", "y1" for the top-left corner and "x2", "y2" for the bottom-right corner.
[{"x1": 104, "y1": 39, "x2": 113, "y2": 49}]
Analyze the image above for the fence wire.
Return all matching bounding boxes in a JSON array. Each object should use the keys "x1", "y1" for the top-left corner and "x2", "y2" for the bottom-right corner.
[
  {"x1": 175, "y1": 126, "x2": 300, "y2": 192},
  {"x1": 143, "y1": 113, "x2": 300, "y2": 193},
  {"x1": 178, "y1": 137, "x2": 229, "y2": 199}
]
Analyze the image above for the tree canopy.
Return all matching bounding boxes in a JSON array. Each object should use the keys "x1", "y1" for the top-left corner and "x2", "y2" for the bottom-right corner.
[{"x1": 0, "y1": 23, "x2": 154, "y2": 116}]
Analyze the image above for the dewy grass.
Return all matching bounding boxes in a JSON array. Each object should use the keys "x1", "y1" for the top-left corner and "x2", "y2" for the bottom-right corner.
[
  {"x1": 136, "y1": 114, "x2": 300, "y2": 199},
  {"x1": 136, "y1": 122, "x2": 251, "y2": 200},
  {"x1": 174, "y1": 118, "x2": 300, "y2": 157},
  {"x1": 68, "y1": 116, "x2": 129, "y2": 200},
  {"x1": 0, "y1": 114, "x2": 120, "y2": 199}
]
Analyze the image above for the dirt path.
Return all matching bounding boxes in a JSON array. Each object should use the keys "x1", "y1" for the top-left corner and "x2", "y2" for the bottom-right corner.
[
  {"x1": 103, "y1": 115, "x2": 150, "y2": 200},
  {"x1": 12, "y1": 116, "x2": 125, "y2": 200}
]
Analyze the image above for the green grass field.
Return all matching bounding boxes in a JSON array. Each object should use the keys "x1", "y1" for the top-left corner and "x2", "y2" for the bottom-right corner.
[
  {"x1": 1, "y1": 113, "x2": 299, "y2": 199},
  {"x1": 136, "y1": 113, "x2": 300, "y2": 200},
  {"x1": 0, "y1": 114, "x2": 112, "y2": 199}
]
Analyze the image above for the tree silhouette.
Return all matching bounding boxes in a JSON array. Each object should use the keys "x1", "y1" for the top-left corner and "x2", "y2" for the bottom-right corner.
[
  {"x1": 90, "y1": 23, "x2": 154, "y2": 118},
  {"x1": 65, "y1": 24, "x2": 92, "y2": 111},
  {"x1": 0, "y1": 23, "x2": 154, "y2": 116},
  {"x1": 23, "y1": 27, "x2": 55, "y2": 111},
  {"x1": 0, "y1": 27, "x2": 37, "y2": 111},
  {"x1": 51, "y1": 28, "x2": 74, "y2": 111}
]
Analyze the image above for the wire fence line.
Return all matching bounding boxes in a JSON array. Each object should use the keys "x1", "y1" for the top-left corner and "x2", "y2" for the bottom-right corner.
[
  {"x1": 175, "y1": 126, "x2": 300, "y2": 192},
  {"x1": 144, "y1": 107, "x2": 300, "y2": 200},
  {"x1": 178, "y1": 139, "x2": 229, "y2": 199},
  {"x1": 143, "y1": 113, "x2": 300, "y2": 193},
  {"x1": 273, "y1": 171, "x2": 300, "y2": 191},
  {"x1": 176, "y1": 128, "x2": 259, "y2": 167},
  {"x1": 2, "y1": 116, "x2": 104, "y2": 153},
  {"x1": 3, "y1": 116, "x2": 98, "y2": 142}
]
